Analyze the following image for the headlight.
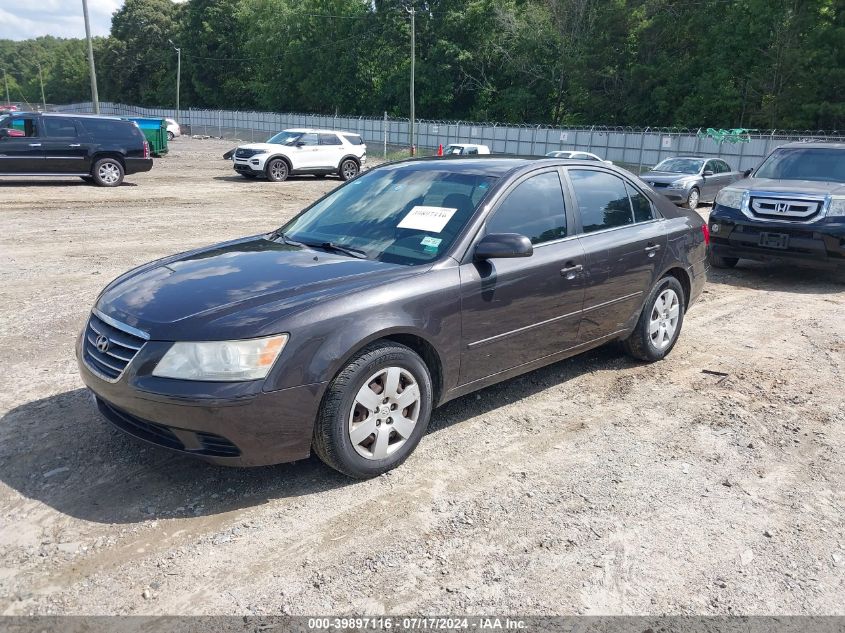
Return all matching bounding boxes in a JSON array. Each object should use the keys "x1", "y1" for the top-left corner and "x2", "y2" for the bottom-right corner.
[
  {"x1": 828, "y1": 197, "x2": 845, "y2": 217},
  {"x1": 667, "y1": 181, "x2": 690, "y2": 190},
  {"x1": 153, "y1": 334, "x2": 288, "y2": 381},
  {"x1": 715, "y1": 188, "x2": 745, "y2": 209}
]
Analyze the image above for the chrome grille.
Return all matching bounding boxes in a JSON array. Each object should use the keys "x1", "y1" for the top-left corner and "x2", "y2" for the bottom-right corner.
[
  {"x1": 750, "y1": 196, "x2": 821, "y2": 220},
  {"x1": 235, "y1": 148, "x2": 259, "y2": 159},
  {"x1": 82, "y1": 311, "x2": 148, "y2": 382}
]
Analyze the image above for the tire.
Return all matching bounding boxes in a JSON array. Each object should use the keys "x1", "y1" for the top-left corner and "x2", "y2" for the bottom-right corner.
[
  {"x1": 266, "y1": 158, "x2": 289, "y2": 182},
  {"x1": 167, "y1": 131, "x2": 175, "y2": 141},
  {"x1": 91, "y1": 157, "x2": 125, "y2": 187},
  {"x1": 708, "y1": 250, "x2": 739, "y2": 269},
  {"x1": 623, "y1": 275, "x2": 686, "y2": 362},
  {"x1": 685, "y1": 187, "x2": 700, "y2": 210},
  {"x1": 313, "y1": 342, "x2": 434, "y2": 479},
  {"x1": 338, "y1": 158, "x2": 359, "y2": 181}
]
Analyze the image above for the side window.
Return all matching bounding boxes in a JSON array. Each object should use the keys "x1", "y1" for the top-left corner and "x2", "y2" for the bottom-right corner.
[
  {"x1": 8, "y1": 117, "x2": 39, "y2": 137},
  {"x1": 704, "y1": 160, "x2": 718, "y2": 174},
  {"x1": 626, "y1": 183, "x2": 655, "y2": 223},
  {"x1": 486, "y1": 171, "x2": 567, "y2": 245},
  {"x1": 569, "y1": 169, "x2": 633, "y2": 233},
  {"x1": 44, "y1": 118, "x2": 79, "y2": 138},
  {"x1": 299, "y1": 133, "x2": 318, "y2": 146},
  {"x1": 342, "y1": 134, "x2": 364, "y2": 145},
  {"x1": 466, "y1": 147, "x2": 478, "y2": 155},
  {"x1": 318, "y1": 133, "x2": 341, "y2": 145},
  {"x1": 718, "y1": 160, "x2": 731, "y2": 173}
]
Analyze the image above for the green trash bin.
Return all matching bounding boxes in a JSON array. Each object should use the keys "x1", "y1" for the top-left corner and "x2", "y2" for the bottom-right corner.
[{"x1": 125, "y1": 117, "x2": 168, "y2": 157}]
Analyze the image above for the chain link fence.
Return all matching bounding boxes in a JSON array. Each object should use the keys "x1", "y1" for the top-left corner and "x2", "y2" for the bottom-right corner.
[{"x1": 51, "y1": 102, "x2": 845, "y2": 173}]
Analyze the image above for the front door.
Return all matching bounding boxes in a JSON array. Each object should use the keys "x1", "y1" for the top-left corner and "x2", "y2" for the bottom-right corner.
[
  {"x1": 565, "y1": 168, "x2": 667, "y2": 343},
  {"x1": 459, "y1": 169, "x2": 586, "y2": 385},
  {"x1": 42, "y1": 117, "x2": 89, "y2": 174},
  {"x1": 0, "y1": 115, "x2": 44, "y2": 173},
  {"x1": 292, "y1": 132, "x2": 320, "y2": 169}
]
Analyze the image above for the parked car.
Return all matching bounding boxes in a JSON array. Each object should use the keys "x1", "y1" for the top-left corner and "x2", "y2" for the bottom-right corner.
[
  {"x1": 545, "y1": 150, "x2": 612, "y2": 165},
  {"x1": 708, "y1": 142, "x2": 845, "y2": 271},
  {"x1": 231, "y1": 128, "x2": 366, "y2": 181},
  {"x1": 444, "y1": 144, "x2": 490, "y2": 155},
  {"x1": 78, "y1": 156, "x2": 708, "y2": 478},
  {"x1": 0, "y1": 112, "x2": 152, "y2": 186},
  {"x1": 165, "y1": 118, "x2": 181, "y2": 141},
  {"x1": 641, "y1": 157, "x2": 744, "y2": 210}
]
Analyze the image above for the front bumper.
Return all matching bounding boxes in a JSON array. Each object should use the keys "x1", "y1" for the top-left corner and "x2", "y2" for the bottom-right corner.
[
  {"x1": 709, "y1": 204, "x2": 845, "y2": 270},
  {"x1": 233, "y1": 158, "x2": 266, "y2": 175},
  {"x1": 77, "y1": 334, "x2": 325, "y2": 467}
]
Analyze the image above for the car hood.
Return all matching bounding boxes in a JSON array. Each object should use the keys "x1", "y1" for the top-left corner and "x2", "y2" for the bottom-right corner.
[
  {"x1": 95, "y1": 236, "x2": 416, "y2": 340},
  {"x1": 237, "y1": 142, "x2": 286, "y2": 153},
  {"x1": 641, "y1": 171, "x2": 699, "y2": 184},
  {"x1": 731, "y1": 178, "x2": 845, "y2": 196}
]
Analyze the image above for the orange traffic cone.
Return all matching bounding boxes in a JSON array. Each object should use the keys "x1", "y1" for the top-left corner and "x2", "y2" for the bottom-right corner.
[{"x1": 437, "y1": 144, "x2": 443, "y2": 156}]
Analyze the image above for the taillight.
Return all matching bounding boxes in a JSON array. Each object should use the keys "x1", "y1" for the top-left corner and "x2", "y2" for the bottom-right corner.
[
  {"x1": 143, "y1": 140, "x2": 150, "y2": 159},
  {"x1": 701, "y1": 223, "x2": 710, "y2": 245}
]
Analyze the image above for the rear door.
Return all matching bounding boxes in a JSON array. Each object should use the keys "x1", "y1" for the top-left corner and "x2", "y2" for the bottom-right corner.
[
  {"x1": 565, "y1": 168, "x2": 667, "y2": 343},
  {"x1": 317, "y1": 133, "x2": 344, "y2": 169},
  {"x1": 459, "y1": 169, "x2": 586, "y2": 385},
  {"x1": 42, "y1": 117, "x2": 90, "y2": 173},
  {"x1": 0, "y1": 114, "x2": 44, "y2": 173}
]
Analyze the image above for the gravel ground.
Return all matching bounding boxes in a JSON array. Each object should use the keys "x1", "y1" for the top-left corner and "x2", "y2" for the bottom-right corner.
[{"x1": 0, "y1": 138, "x2": 843, "y2": 616}]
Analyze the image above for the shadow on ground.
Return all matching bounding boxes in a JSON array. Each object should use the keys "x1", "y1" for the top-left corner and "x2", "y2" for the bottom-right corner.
[
  {"x1": 706, "y1": 260, "x2": 844, "y2": 294},
  {"x1": 0, "y1": 344, "x2": 626, "y2": 525}
]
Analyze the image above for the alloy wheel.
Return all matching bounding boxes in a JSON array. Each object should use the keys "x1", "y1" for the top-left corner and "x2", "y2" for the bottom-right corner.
[
  {"x1": 98, "y1": 162, "x2": 121, "y2": 185},
  {"x1": 649, "y1": 289, "x2": 680, "y2": 351}
]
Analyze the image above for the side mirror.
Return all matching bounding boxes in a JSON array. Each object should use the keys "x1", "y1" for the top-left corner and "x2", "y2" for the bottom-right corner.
[
  {"x1": 295, "y1": 141, "x2": 306, "y2": 147},
  {"x1": 474, "y1": 233, "x2": 533, "y2": 260},
  {"x1": 743, "y1": 168, "x2": 753, "y2": 178},
  {"x1": 702, "y1": 170, "x2": 714, "y2": 177}
]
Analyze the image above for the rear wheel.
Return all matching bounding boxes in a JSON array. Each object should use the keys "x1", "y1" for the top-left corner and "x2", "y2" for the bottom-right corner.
[
  {"x1": 708, "y1": 250, "x2": 739, "y2": 268},
  {"x1": 266, "y1": 158, "x2": 289, "y2": 182},
  {"x1": 623, "y1": 276, "x2": 685, "y2": 362},
  {"x1": 167, "y1": 131, "x2": 175, "y2": 141},
  {"x1": 91, "y1": 158, "x2": 124, "y2": 187},
  {"x1": 338, "y1": 158, "x2": 359, "y2": 181},
  {"x1": 313, "y1": 342, "x2": 433, "y2": 479}
]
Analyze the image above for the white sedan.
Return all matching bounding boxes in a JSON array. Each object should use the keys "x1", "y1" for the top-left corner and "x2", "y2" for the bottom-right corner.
[
  {"x1": 165, "y1": 118, "x2": 181, "y2": 141},
  {"x1": 545, "y1": 150, "x2": 612, "y2": 165}
]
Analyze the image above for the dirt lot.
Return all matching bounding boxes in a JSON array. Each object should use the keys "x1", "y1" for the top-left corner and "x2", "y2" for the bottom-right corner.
[{"x1": 0, "y1": 138, "x2": 843, "y2": 616}]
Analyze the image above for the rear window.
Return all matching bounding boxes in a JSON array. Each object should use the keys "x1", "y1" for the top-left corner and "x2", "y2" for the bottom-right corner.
[
  {"x1": 79, "y1": 118, "x2": 142, "y2": 142},
  {"x1": 342, "y1": 134, "x2": 364, "y2": 146}
]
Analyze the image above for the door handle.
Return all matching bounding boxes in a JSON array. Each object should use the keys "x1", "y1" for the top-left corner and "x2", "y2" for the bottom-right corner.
[
  {"x1": 69, "y1": 143, "x2": 81, "y2": 147},
  {"x1": 645, "y1": 244, "x2": 661, "y2": 255},
  {"x1": 560, "y1": 263, "x2": 583, "y2": 279},
  {"x1": 29, "y1": 143, "x2": 42, "y2": 147}
]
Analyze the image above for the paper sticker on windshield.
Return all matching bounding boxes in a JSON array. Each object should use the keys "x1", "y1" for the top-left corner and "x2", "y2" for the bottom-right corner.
[
  {"x1": 420, "y1": 236, "x2": 442, "y2": 248},
  {"x1": 397, "y1": 206, "x2": 457, "y2": 233}
]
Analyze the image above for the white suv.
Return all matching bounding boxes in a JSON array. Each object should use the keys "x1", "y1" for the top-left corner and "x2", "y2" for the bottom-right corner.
[{"x1": 232, "y1": 128, "x2": 367, "y2": 182}]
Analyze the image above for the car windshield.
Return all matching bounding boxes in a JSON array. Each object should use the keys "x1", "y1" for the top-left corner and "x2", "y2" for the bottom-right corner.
[
  {"x1": 267, "y1": 131, "x2": 302, "y2": 145},
  {"x1": 278, "y1": 163, "x2": 498, "y2": 265},
  {"x1": 755, "y1": 148, "x2": 845, "y2": 183},
  {"x1": 653, "y1": 158, "x2": 704, "y2": 174}
]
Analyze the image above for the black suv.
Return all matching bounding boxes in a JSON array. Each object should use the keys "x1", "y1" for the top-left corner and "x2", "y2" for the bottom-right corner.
[
  {"x1": 0, "y1": 112, "x2": 153, "y2": 186},
  {"x1": 709, "y1": 142, "x2": 845, "y2": 271}
]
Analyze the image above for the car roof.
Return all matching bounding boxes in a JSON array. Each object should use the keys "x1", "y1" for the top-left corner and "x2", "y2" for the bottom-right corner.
[
  {"x1": 383, "y1": 155, "x2": 628, "y2": 178},
  {"x1": 43, "y1": 113, "x2": 126, "y2": 121},
  {"x1": 779, "y1": 142, "x2": 845, "y2": 150},
  {"x1": 283, "y1": 128, "x2": 360, "y2": 135}
]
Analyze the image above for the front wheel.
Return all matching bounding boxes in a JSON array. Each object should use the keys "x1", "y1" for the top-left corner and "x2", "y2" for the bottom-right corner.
[
  {"x1": 313, "y1": 342, "x2": 433, "y2": 479},
  {"x1": 167, "y1": 131, "x2": 175, "y2": 141},
  {"x1": 685, "y1": 187, "x2": 700, "y2": 210},
  {"x1": 266, "y1": 158, "x2": 289, "y2": 182},
  {"x1": 91, "y1": 158, "x2": 125, "y2": 187},
  {"x1": 623, "y1": 276, "x2": 686, "y2": 362},
  {"x1": 338, "y1": 158, "x2": 359, "y2": 181}
]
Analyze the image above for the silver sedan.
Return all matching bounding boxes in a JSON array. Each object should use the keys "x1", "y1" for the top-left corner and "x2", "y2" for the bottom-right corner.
[{"x1": 641, "y1": 157, "x2": 745, "y2": 210}]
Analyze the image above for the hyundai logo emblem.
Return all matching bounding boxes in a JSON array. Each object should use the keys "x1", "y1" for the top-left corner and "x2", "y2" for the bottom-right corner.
[{"x1": 95, "y1": 334, "x2": 110, "y2": 353}]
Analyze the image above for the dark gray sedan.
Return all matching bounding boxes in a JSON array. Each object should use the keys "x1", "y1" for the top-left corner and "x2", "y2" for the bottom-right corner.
[
  {"x1": 78, "y1": 156, "x2": 709, "y2": 479},
  {"x1": 642, "y1": 157, "x2": 744, "y2": 210}
]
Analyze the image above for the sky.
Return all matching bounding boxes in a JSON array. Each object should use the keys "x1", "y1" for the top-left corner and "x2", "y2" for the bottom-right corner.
[{"x1": 0, "y1": 0, "x2": 124, "y2": 41}]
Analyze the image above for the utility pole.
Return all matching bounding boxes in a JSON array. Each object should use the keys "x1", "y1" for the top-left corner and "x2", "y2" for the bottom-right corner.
[
  {"x1": 169, "y1": 40, "x2": 181, "y2": 120},
  {"x1": 407, "y1": 5, "x2": 415, "y2": 156},
  {"x1": 2, "y1": 68, "x2": 9, "y2": 107},
  {"x1": 37, "y1": 63, "x2": 46, "y2": 110},
  {"x1": 82, "y1": 0, "x2": 100, "y2": 113}
]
